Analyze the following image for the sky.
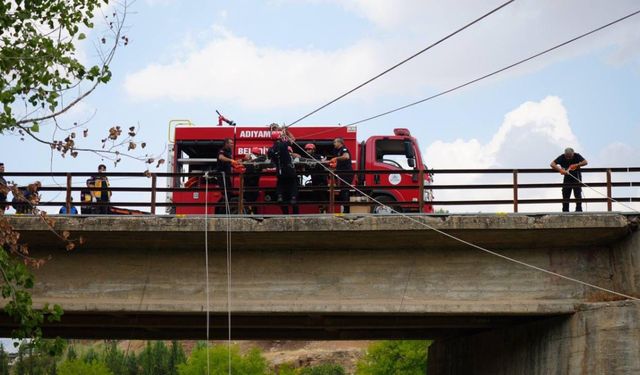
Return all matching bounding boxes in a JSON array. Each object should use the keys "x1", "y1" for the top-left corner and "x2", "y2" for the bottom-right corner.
[{"x1": 1, "y1": 0, "x2": 640, "y2": 213}]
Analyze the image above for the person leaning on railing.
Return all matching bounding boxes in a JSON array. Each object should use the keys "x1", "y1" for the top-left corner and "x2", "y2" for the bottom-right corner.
[{"x1": 550, "y1": 147, "x2": 588, "y2": 212}]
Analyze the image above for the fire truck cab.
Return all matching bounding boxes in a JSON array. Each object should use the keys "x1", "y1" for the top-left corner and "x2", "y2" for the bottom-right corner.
[{"x1": 167, "y1": 121, "x2": 433, "y2": 214}]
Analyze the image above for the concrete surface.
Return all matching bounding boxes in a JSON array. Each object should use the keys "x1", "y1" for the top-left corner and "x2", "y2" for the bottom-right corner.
[
  {"x1": 0, "y1": 214, "x2": 637, "y2": 341},
  {"x1": 427, "y1": 300, "x2": 640, "y2": 375}
]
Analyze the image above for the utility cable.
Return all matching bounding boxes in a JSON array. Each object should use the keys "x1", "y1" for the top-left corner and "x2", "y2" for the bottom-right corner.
[
  {"x1": 344, "y1": 8, "x2": 640, "y2": 127},
  {"x1": 293, "y1": 6, "x2": 640, "y2": 140},
  {"x1": 287, "y1": 0, "x2": 516, "y2": 126}
]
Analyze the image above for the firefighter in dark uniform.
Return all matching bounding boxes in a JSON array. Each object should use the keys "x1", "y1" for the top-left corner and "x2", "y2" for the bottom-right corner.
[
  {"x1": 216, "y1": 138, "x2": 239, "y2": 212},
  {"x1": 550, "y1": 147, "x2": 588, "y2": 212},
  {"x1": 330, "y1": 137, "x2": 354, "y2": 213},
  {"x1": 243, "y1": 147, "x2": 266, "y2": 214},
  {"x1": 268, "y1": 131, "x2": 299, "y2": 215},
  {"x1": 303, "y1": 143, "x2": 328, "y2": 210}
]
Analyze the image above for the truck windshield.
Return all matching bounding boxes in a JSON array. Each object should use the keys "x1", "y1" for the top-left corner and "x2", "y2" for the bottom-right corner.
[{"x1": 375, "y1": 139, "x2": 416, "y2": 170}]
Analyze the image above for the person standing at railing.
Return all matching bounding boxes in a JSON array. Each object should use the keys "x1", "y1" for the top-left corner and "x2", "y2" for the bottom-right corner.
[
  {"x1": 268, "y1": 130, "x2": 299, "y2": 215},
  {"x1": 550, "y1": 148, "x2": 588, "y2": 212},
  {"x1": 215, "y1": 138, "x2": 239, "y2": 214},
  {"x1": 329, "y1": 137, "x2": 354, "y2": 214},
  {"x1": 303, "y1": 144, "x2": 328, "y2": 213},
  {"x1": 0, "y1": 162, "x2": 7, "y2": 215},
  {"x1": 92, "y1": 164, "x2": 111, "y2": 215},
  {"x1": 80, "y1": 178, "x2": 96, "y2": 215},
  {"x1": 243, "y1": 147, "x2": 266, "y2": 214}
]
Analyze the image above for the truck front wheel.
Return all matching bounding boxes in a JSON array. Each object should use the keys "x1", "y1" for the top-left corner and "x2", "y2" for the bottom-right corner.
[{"x1": 372, "y1": 195, "x2": 401, "y2": 214}]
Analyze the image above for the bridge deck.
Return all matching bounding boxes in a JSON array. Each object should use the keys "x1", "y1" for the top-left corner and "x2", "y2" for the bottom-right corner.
[{"x1": 1, "y1": 213, "x2": 637, "y2": 339}]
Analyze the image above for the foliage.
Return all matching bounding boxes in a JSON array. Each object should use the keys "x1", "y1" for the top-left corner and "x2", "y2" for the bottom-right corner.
[
  {"x1": 103, "y1": 341, "x2": 127, "y2": 375},
  {"x1": 168, "y1": 340, "x2": 187, "y2": 375},
  {"x1": 356, "y1": 340, "x2": 431, "y2": 375},
  {"x1": 58, "y1": 359, "x2": 114, "y2": 375},
  {"x1": 0, "y1": 344, "x2": 8, "y2": 375},
  {"x1": 299, "y1": 363, "x2": 346, "y2": 375},
  {"x1": 66, "y1": 345, "x2": 78, "y2": 361},
  {"x1": 276, "y1": 363, "x2": 297, "y2": 375},
  {"x1": 12, "y1": 341, "x2": 65, "y2": 375},
  {"x1": 0, "y1": 0, "x2": 113, "y2": 132},
  {"x1": 0, "y1": 0, "x2": 124, "y2": 347},
  {"x1": 178, "y1": 345, "x2": 269, "y2": 375}
]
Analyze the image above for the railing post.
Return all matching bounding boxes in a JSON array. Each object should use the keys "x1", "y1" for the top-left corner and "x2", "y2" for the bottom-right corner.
[
  {"x1": 329, "y1": 174, "x2": 335, "y2": 213},
  {"x1": 238, "y1": 174, "x2": 244, "y2": 214},
  {"x1": 606, "y1": 168, "x2": 612, "y2": 212},
  {"x1": 512, "y1": 169, "x2": 518, "y2": 213},
  {"x1": 65, "y1": 173, "x2": 72, "y2": 214},
  {"x1": 418, "y1": 169, "x2": 425, "y2": 213},
  {"x1": 150, "y1": 173, "x2": 157, "y2": 215}
]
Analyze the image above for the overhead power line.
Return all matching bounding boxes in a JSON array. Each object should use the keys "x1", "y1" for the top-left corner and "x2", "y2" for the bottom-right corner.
[
  {"x1": 287, "y1": 0, "x2": 517, "y2": 126},
  {"x1": 345, "y1": 8, "x2": 640, "y2": 127}
]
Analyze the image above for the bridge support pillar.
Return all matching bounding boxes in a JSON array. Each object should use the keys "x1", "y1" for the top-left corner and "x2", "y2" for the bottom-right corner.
[{"x1": 427, "y1": 300, "x2": 640, "y2": 375}]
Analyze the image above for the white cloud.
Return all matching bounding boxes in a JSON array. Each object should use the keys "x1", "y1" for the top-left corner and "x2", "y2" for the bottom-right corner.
[
  {"x1": 124, "y1": 27, "x2": 382, "y2": 109},
  {"x1": 124, "y1": 0, "x2": 640, "y2": 110},
  {"x1": 424, "y1": 96, "x2": 640, "y2": 213},
  {"x1": 425, "y1": 96, "x2": 578, "y2": 170}
]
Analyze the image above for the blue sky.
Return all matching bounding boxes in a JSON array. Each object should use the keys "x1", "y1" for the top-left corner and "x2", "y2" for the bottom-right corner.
[{"x1": 1, "y1": 0, "x2": 640, "y2": 211}]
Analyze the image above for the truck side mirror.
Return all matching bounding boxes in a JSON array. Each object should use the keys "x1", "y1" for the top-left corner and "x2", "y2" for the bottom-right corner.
[
  {"x1": 407, "y1": 158, "x2": 416, "y2": 168},
  {"x1": 403, "y1": 141, "x2": 415, "y2": 158}
]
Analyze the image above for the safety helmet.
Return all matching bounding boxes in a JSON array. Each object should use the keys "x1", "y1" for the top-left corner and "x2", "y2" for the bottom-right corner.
[
  {"x1": 251, "y1": 147, "x2": 262, "y2": 155},
  {"x1": 270, "y1": 131, "x2": 282, "y2": 140},
  {"x1": 304, "y1": 143, "x2": 316, "y2": 151}
]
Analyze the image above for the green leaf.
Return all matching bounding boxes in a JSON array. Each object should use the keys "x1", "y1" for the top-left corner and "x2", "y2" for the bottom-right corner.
[
  {"x1": 77, "y1": 32, "x2": 86, "y2": 40},
  {"x1": 30, "y1": 122, "x2": 39, "y2": 133}
]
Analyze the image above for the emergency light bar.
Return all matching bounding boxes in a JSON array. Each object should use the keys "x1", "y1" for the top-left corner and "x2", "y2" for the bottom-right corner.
[{"x1": 393, "y1": 128, "x2": 411, "y2": 136}]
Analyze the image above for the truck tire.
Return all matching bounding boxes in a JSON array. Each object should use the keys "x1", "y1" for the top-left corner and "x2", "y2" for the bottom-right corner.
[{"x1": 372, "y1": 195, "x2": 401, "y2": 214}]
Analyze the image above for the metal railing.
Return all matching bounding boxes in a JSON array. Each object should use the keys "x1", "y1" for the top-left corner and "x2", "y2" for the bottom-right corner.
[{"x1": 1, "y1": 167, "x2": 639, "y2": 214}]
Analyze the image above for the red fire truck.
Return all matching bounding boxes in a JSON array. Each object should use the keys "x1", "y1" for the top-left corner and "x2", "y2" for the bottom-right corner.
[{"x1": 167, "y1": 121, "x2": 434, "y2": 214}]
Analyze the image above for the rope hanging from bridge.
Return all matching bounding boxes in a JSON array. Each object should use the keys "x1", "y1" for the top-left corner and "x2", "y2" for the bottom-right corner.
[
  {"x1": 204, "y1": 173, "x2": 211, "y2": 374},
  {"x1": 203, "y1": 171, "x2": 234, "y2": 374},
  {"x1": 222, "y1": 172, "x2": 233, "y2": 375}
]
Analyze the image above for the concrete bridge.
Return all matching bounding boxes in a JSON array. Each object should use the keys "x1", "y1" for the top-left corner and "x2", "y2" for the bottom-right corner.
[{"x1": 2, "y1": 213, "x2": 639, "y2": 374}]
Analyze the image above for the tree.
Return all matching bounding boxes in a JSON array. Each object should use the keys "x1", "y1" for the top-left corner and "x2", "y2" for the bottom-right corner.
[
  {"x1": 178, "y1": 345, "x2": 269, "y2": 375},
  {"x1": 0, "y1": 0, "x2": 130, "y2": 348},
  {"x1": 356, "y1": 341, "x2": 431, "y2": 375},
  {"x1": 124, "y1": 352, "x2": 138, "y2": 375},
  {"x1": 58, "y1": 359, "x2": 113, "y2": 375},
  {"x1": 82, "y1": 347, "x2": 100, "y2": 364},
  {"x1": 66, "y1": 345, "x2": 78, "y2": 361},
  {"x1": 168, "y1": 341, "x2": 186, "y2": 375},
  {"x1": 0, "y1": 0, "x2": 123, "y2": 133},
  {"x1": 0, "y1": 344, "x2": 9, "y2": 375},
  {"x1": 103, "y1": 341, "x2": 126, "y2": 375}
]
